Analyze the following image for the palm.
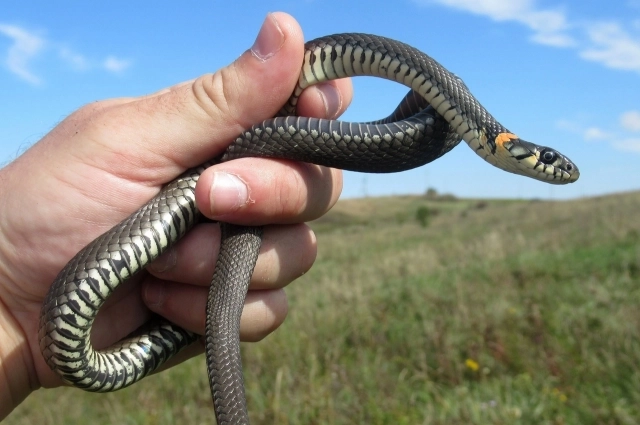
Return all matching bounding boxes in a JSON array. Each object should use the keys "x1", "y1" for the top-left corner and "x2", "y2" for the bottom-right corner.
[{"x1": 1, "y1": 121, "x2": 180, "y2": 388}]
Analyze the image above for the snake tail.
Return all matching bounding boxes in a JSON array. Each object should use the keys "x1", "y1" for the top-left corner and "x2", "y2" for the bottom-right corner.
[{"x1": 206, "y1": 223, "x2": 263, "y2": 425}]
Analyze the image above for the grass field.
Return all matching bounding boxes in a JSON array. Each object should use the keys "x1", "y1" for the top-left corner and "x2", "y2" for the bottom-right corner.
[{"x1": 6, "y1": 191, "x2": 640, "y2": 424}]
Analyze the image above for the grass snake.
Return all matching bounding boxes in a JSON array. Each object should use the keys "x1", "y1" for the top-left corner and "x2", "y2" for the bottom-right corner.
[{"x1": 38, "y1": 33, "x2": 579, "y2": 424}]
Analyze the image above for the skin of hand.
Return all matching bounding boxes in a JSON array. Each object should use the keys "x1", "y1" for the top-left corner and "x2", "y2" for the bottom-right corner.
[{"x1": 0, "y1": 12, "x2": 352, "y2": 419}]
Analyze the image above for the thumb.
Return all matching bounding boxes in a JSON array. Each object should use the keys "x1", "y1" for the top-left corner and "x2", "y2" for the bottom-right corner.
[
  {"x1": 150, "y1": 12, "x2": 306, "y2": 169},
  {"x1": 55, "y1": 12, "x2": 308, "y2": 186}
]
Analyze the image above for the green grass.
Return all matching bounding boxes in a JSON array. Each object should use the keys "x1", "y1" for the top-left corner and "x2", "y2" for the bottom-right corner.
[{"x1": 6, "y1": 192, "x2": 640, "y2": 424}]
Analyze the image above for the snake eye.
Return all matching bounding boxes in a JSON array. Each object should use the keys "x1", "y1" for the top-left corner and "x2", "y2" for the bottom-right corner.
[{"x1": 540, "y1": 149, "x2": 557, "y2": 165}]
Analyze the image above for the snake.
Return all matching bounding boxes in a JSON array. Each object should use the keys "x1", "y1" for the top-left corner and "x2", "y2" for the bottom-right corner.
[{"x1": 38, "y1": 33, "x2": 579, "y2": 424}]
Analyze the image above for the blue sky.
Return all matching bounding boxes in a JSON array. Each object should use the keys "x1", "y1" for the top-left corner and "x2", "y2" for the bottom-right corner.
[{"x1": 1, "y1": 1, "x2": 639, "y2": 200}]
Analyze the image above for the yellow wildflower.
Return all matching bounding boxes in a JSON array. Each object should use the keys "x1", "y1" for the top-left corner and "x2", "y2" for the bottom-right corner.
[
  {"x1": 465, "y1": 358, "x2": 479, "y2": 372},
  {"x1": 552, "y1": 388, "x2": 568, "y2": 403}
]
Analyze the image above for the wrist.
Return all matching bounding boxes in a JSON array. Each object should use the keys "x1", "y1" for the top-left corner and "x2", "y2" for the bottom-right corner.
[
  {"x1": 0, "y1": 165, "x2": 39, "y2": 420},
  {"x1": 0, "y1": 296, "x2": 36, "y2": 420}
]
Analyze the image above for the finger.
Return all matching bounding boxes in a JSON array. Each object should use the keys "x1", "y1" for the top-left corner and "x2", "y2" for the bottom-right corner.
[
  {"x1": 242, "y1": 289, "x2": 288, "y2": 342},
  {"x1": 147, "y1": 222, "x2": 316, "y2": 289},
  {"x1": 89, "y1": 280, "x2": 151, "y2": 350},
  {"x1": 90, "y1": 247, "x2": 292, "y2": 351},
  {"x1": 29, "y1": 13, "x2": 330, "y2": 187},
  {"x1": 142, "y1": 280, "x2": 288, "y2": 341},
  {"x1": 296, "y1": 78, "x2": 353, "y2": 119},
  {"x1": 195, "y1": 157, "x2": 342, "y2": 222},
  {"x1": 68, "y1": 12, "x2": 346, "y2": 182}
]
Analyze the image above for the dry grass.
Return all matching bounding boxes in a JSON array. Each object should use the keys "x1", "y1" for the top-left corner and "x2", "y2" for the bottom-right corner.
[{"x1": 6, "y1": 191, "x2": 640, "y2": 424}]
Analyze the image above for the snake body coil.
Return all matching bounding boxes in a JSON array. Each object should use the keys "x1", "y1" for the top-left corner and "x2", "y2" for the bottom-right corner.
[{"x1": 39, "y1": 34, "x2": 579, "y2": 423}]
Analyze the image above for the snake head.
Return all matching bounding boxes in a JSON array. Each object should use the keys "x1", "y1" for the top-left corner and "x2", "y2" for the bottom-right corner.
[{"x1": 507, "y1": 138, "x2": 580, "y2": 184}]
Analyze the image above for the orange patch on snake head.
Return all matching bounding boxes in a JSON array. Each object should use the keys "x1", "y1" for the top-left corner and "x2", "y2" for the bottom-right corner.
[{"x1": 495, "y1": 132, "x2": 518, "y2": 148}]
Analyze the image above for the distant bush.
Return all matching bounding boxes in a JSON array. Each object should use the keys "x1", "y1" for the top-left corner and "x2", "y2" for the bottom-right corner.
[
  {"x1": 415, "y1": 206, "x2": 432, "y2": 227},
  {"x1": 437, "y1": 194, "x2": 458, "y2": 202},
  {"x1": 424, "y1": 187, "x2": 457, "y2": 202},
  {"x1": 424, "y1": 187, "x2": 438, "y2": 199}
]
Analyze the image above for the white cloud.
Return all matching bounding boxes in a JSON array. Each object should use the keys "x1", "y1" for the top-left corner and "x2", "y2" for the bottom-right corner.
[
  {"x1": 103, "y1": 55, "x2": 131, "y2": 73},
  {"x1": 0, "y1": 22, "x2": 132, "y2": 84},
  {"x1": 531, "y1": 32, "x2": 575, "y2": 48},
  {"x1": 58, "y1": 47, "x2": 88, "y2": 71},
  {"x1": 0, "y1": 24, "x2": 44, "y2": 85},
  {"x1": 580, "y1": 22, "x2": 640, "y2": 72},
  {"x1": 559, "y1": 111, "x2": 640, "y2": 154},
  {"x1": 555, "y1": 119, "x2": 583, "y2": 134},
  {"x1": 584, "y1": 127, "x2": 613, "y2": 141},
  {"x1": 621, "y1": 110, "x2": 640, "y2": 132},
  {"x1": 417, "y1": 0, "x2": 575, "y2": 47},
  {"x1": 556, "y1": 121, "x2": 613, "y2": 142},
  {"x1": 612, "y1": 138, "x2": 640, "y2": 152},
  {"x1": 415, "y1": 0, "x2": 640, "y2": 73}
]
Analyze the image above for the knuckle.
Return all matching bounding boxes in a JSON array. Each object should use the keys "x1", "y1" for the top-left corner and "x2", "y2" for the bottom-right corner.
[
  {"x1": 273, "y1": 163, "x2": 310, "y2": 219},
  {"x1": 283, "y1": 223, "x2": 316, "y2": 276},
  {"x1": 191, "y1": 68, "x2": 247, "y2": 132},
  {"x1": 243, "y1": 290, "x2": 288, "y2": 342},
  {"x1": 63, "y1": 100, "x2": 114, "y2": 133},
  {"x1": 274, "y1": 163, "x2": 340, "y2": 221},
  {"x1": 297, "y1": 225, "x2": 317, "y2": 274}
]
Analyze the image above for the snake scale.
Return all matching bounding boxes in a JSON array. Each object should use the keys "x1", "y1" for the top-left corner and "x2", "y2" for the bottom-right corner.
[{"x1": 39, "y1": 33, "x2": 579, "y2": 424}]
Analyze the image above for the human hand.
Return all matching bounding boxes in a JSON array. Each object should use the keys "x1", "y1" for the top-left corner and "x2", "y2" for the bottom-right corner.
[{"x1": 0, "y1": 12, "x2": 351, "y2": 418}]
